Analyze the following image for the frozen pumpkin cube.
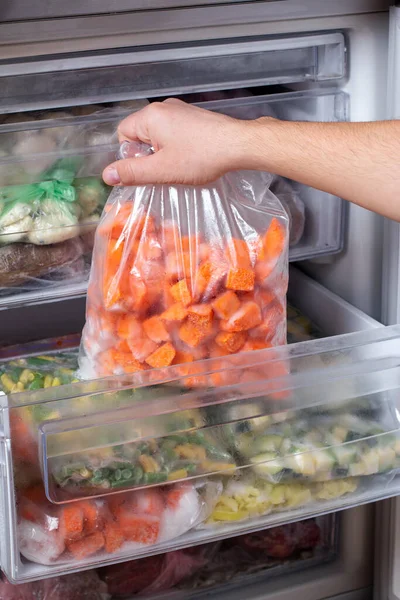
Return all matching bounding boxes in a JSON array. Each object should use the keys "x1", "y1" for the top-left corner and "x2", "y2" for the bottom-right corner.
[
  {"x1": 143, "y1": 315, "x2": 171, "y2": 343},
  {"x1": 146, "y1": 342, "x2": 176, "y2": 368},
  {"x1": 212, "y1": 290, "x2": 240, "y2": 319},
  {"x1": 170, "y1": 279, "x2": 192, "y2": 306},
  {"x1": 221, "y1": 301, "x2": 262, "y2": 332},
  {"x1": 215, "y1": 331, "x2": 247, "y2": 353},
  {"x1": 226, "y1": 267, "x2": 255, "y2": 292}
]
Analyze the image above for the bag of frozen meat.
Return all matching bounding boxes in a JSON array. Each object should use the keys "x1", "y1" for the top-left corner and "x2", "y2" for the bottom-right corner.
[{"x1": 79, "y1": 141, "x2": 289, "y2": 383}]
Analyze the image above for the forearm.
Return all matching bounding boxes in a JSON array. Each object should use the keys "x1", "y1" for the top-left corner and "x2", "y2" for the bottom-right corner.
[{"x1": 244, "y1": 119, "x2": 400, "y2": 221}]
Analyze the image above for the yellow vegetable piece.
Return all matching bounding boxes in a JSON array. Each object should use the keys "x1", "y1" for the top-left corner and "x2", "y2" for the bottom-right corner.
[
  {"x1": 44, "y1": 375, "x2": 53, "y2": 388},
  {"x1": 211, "y1": 509, "x2": 249, "y2": 521},
  {"x1": 19, "y1": 369, "x2": 34, "y2": 384},
  {"x1": 1, "y1": 374, "x2": 15, "y2": 393},
  {"x1": 167, "y1": 469, "x2": 188, "y2": 481},
  {"x1": 52, "y1": 378, "x2": 61, "y2": 387}
]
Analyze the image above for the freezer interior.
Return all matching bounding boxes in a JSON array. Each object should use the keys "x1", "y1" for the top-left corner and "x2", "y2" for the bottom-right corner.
[
  {"x1": 0, "y1": 513, "x2": 337, "y2": 597},
  {"x1": 0, "y1": 29, "x2": 347, "y2": 310},
  {"x1": 0, "y1": 269, "x2": 396, "y2": 583}
]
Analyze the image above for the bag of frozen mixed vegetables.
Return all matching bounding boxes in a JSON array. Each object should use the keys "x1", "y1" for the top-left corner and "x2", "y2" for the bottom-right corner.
[{"x1": 79, "y1": 141, "x2": 289, "y2": 384}]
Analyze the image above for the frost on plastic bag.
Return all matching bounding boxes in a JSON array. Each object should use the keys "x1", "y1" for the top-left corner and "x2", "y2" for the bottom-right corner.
[
  {"x1": 17, "y1": 480, "x2": 220, "y2": 566},
  {"x1": 80, "y1": 142, "x2": 289, "y2": 382}
]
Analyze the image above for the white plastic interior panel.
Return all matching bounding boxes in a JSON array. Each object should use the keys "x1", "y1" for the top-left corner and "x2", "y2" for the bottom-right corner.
[
  {"x1": 0, "y1": 33, "x2": 345, "y2": 113},
  {"x1": 198, "y1": 92, "x2": 347, "y2": 262}
]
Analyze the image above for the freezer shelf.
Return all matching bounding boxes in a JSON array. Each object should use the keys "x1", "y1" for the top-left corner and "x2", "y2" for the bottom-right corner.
[
  {"x1": 1, "y1": 312, "x2": 400, "y2": 581},
  {"x1": 0, "y1": 90, "x2": 346, "y2": 310}
]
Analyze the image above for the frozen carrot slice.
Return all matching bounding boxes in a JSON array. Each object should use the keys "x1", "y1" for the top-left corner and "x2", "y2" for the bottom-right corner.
[
  {"x1": 174, "y1": 350, "x2": 195, "y2": 364},
  {"x1": 179, "y1": 321, "x2": 209, "y2": 348},
  {"x1": 220, "y1": 301, "x2": 262, "y2": 332},
  {"x1": 67, "y1": 531, "x2": 105, "y2": 559},
  {"x1": 121, "y1": 514, "x2": 160, "y2": 545},
  {"x1": 170, "y1": 279, "x2": 192, "y2": 306},
  {"x1": 143, "y1": 315, "x2": 171, "y2": 343},
  {"x1": 104, "y1": 521, "x2": 125, "y2": 554},
  {"x1": 59, "y1": 505, "x2": 84, "y2": 542},
  {"x1": 226, "y1": 267, "x2": 255, "y2": 292},
  {"x1": 212, "y1": 290, "x2": 240, "y2": 319},
  {"x1": 215, "y1": 331, "x2": 247, "y2": 353},
  {"x1": 161, "y1": 303, "x2": 188, "y2": 324},
  {"x1": 145, "y1": 342, "x2": 176, "y2": 368},
  {"x1": 117, "y1": 314, "x2": 142, "y2": 340},
  {"x1": 166, "y1": 252, "x2": 192, "y2": 281},
  {"x1": 129, "y1": 335, "x2": 158, "y2": 362},
  {"x1": 224, "y1": 238, "x2": 251, "y2": 268},
  {"x1": 187, "y1": 304, "x2": 213, "y2": 330}
]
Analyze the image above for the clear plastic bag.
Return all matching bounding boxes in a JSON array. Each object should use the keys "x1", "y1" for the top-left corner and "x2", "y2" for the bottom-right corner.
[
  {"x1": 80, "y1": 141, "x2": 289, "y2": 381},
  {"x1": 17, "y1": 480, "x2": 219, "y2": 566}
]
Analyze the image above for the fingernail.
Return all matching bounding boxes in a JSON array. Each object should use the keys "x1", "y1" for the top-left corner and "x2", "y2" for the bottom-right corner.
[{"x1": 103, "y1": 166, "x2": 121, "y2": 185}]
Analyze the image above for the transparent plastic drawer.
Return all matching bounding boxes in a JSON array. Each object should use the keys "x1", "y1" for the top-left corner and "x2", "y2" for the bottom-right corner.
[
  {"x1": 1, "y1": 325, "x2": 400, "y2": 582},
  {"x1": 0, "y1": 33, "x2": 345, "y2": 113},
  {"x1": 198, "y1": 90, "x2": 347, "y2": 261},
  {"x1": 0, "y1": 102, "x2": 146, "y2": 309}
]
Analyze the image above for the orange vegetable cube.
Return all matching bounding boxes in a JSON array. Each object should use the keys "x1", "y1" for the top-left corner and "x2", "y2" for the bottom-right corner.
[
  {"x1": 241, "y1": 338, "x2": 272, "y2": 352},
  {"x1": 215, "y1": 331, "x2": 247, "y2": 353},
  {"x1": 117, "y1": 314, "x2": 142, "y2": 340},
  {"x1": 224, "y1": 238, "x2": 251, "y2": 268},
  {"x1": 221, "y1": 301, "x2": 262, "y2": 332},
  {"x1": 67, "y1": 531, "x2": 105, "y2": 559},
  {"x1": 166, "y1": 252, "x2": 192, "y2": 281},
  {"x1": 179, "y1": 321, "x2": 209, "y2": 348},
  {"x1": 194, "y1": 261, "x2": 226, "y2": 300},
  {"x1": 174, "y1": 350, "x2": 195, "y2": 365},
  {"x1": 104, "y1": 522, "x2": 124, "y2": 554},
  {"x1": 59, "y1": 506, "x2": 84, "y2": 542},
  {"x1": 255, "y1": 261, "x2": 275, "y2": 284},
  {"x1": 212, "y1": 290, "x2": 240, "y2": 319},
  {"x1": 226, "y1": 267, "x2": 255, "y2": 292},
  {"x1": 110, "y1": 349, "x2": 145, "y2": 374},
  {"x1": 121, "y1": 515, "x2": 160, "y2": 545},
  {"x1": 143, "y1": 315, "x2": 171, "y2": 343},
  {"x1": 129, "y1": 335, "x2": 158, "y2": 362},
  {"x1": 161, "y1": 303, "x2": 188, "y2": 324},
  {"x1": 80, "y1": 501, "x2": 103, "y2": 535},
  {"x1": 187, "y1": 304, "x2": 213, "y2": 330},
  {"x1": 146, "y1": 342, "x2": 176, "y2": 368},
  {"x1": 170, "y1": 279, "x2": 192, "y2": 306},
  {"x1": 259, "y1": 217, "x2": 287, "y2": 261}
]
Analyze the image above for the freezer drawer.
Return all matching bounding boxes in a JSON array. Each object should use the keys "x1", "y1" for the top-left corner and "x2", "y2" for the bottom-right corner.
[
  {"x1": 1, "y1": 280, "x2": 397, "y2": 583},
  {"x1": 0, "y1": 33, "x2": 345, "y2": 113},
  {"x1": 0, "y1": 89, "x2": 346, "y2": 311}
]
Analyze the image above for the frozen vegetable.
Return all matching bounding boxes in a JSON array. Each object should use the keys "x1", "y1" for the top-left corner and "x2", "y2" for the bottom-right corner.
[
  {"x1": 17, "y1": 482, "x2": 209, "y2": 566},
  {"x1": 205, "y1": 474, "x2": 358, "y2": 525},
  {"x1": 80, "y1": 143, "x2": 289, "y2": 383},
  {"x1": 270, "y1": 176, "x2": 305, "y2": 247},
  {"x1": 51, "y1": 421, "x2": 236, "y2": 497},
  {"x1": 232, "y1": 413, "x2": 400, "y2": 484}
]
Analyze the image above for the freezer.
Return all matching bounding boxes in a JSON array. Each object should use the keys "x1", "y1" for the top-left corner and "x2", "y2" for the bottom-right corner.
[{"x1": 0, "y1": 1, "x2": 399, "y2": 599}]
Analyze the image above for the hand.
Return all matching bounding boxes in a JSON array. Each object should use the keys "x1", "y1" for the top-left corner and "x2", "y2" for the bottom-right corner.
[{"x1": 103, "y1": 99, "x2": 255, "y2": 186}]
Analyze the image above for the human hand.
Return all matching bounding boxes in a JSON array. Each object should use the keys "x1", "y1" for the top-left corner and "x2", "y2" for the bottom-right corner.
[{"x1": 103, "y1": 99, "x2": 257, "y2": 186}]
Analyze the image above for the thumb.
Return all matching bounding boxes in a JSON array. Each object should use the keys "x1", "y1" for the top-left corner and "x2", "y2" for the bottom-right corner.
[{"x1": 103, "y1": 153, "x2": 171, "y2": 186}]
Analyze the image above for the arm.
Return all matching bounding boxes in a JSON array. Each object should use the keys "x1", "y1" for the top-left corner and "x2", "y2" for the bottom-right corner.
[{"x1": 103, "y1": 99, "x2": 400, "y2": 221}]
